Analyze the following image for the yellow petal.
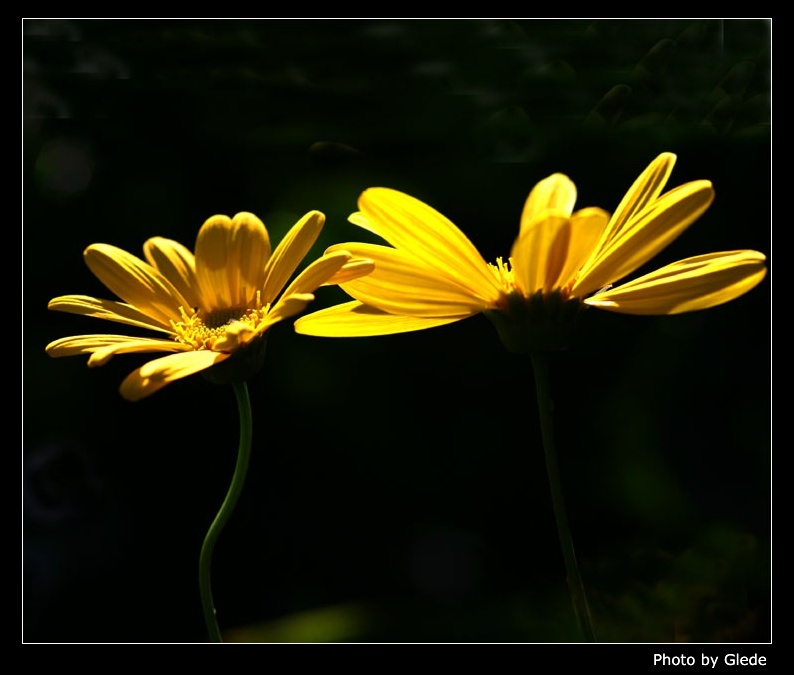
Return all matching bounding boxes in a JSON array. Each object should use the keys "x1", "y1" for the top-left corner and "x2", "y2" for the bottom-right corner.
[
  {"x1": 328, "y1": 243, "x2": 495, "y2": 316},
  {"x1": 84, "y1": 244, "x2": 192, "y2": 327},
  {"x1": 194, "y1": 212, "x2": 270, "y2": 313},
  {"x1": 262, "y1": 210, "x2": 325, "y2": 305},
  {"x1": 510, "y1": 213, "x2": 571, "y2": 296},
  {"x1": 280, "y1": 250, "x2": 355, "y2": 299},
  {"x1": 143, "y1": 236, "x2": 200, "y2": 309},
  {"x1": 121, "y1": 350, "x2": 229, "y2": 401},
  {"x1": 557, "y1": 207, "x2": 610, "y2": 291},
  {"x1": 294, "y1": 300, "x2": 469, "y2": 337},
  {"x1": 211, "y1": 321, "x2": 257, "y2": 352},
  {"x1": 593, "y1": 152, "x2": 677, "y2": 252},
  {"x1": 45, "y1": 334, "x2": 190, "y2": 366},
  {"x1": 348, "y1": 211, "x2": 379, "y2": 236},
  {"x1": 573, "y1": 180, "x2": 715, "y2": 297},
  {"x1": 323, "y1": 257, "x2": 376, "y2": 285},
  {"x1": 584, "y1": 250, "x2": 767, "y2": 314},
  {"x1": 260, "y1": 251, "x2": 358, "y2": 330},
  {"x1": 354, "y1": 188, "x2": 502, "y2": 303},
  {"x1": 47, "y1": 295, "x2": 174, "y2": 333},
  {"x1": 260, "y1": 293, "x2": 317, "y2": 331},
  {"x1": 519, "y1": 173, "x2": 577, "y2": 236}
]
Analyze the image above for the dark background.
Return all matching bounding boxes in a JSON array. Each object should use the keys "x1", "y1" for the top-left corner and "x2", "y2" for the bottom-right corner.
[{"x1": 23, "y1": 19, "x2": 771, "y2": 644}]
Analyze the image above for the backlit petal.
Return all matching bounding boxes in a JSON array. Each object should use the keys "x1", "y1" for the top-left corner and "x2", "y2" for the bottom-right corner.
[
  {"x1": 143, "y1": 237, "x2": 200, "y2": 309},
  {"x1": 260, "y1": 293, "x2": 316, "y2": 331},
  {"x1": 510, "y1": 213, "x2": 571, "y2": 296},
  {"x1": 48, "y1": 295, "x2": 174, "y2": 333},
  {"x1": 519, "y1": 173, "x2": 577, "y2": 236},
  {"x1": 84, "y1": 244, "x2": 192, "y2": 327},
  {"x1": 194, "y1": 212, "x2": 271, "y2": 313},
  {"x1": 573, "y1": 180, "x2": 715, "y2": 297},
  {"x1": 45, "y1": 334, "x2": 191, "y2": 366},
  {"x1": 259, "y1": 251, "x2": 359, "y2": 330},
  {"x1": 558, "y1": 207, "x2": 610, "y2": 291},
  {"x1": 354, "y1": 188, "x2": 502, "y2": 303},
  {"x1": 294, "y1": 300, "x2": 469, "y2": 337},
  {"x1": 280, "y1": 250, "x2": 356, "y2": 299},
  {"x1": 328, "y1": 243, "x2": 496, "y2": 316},
  {"x1": 584, "y1": 250, "x2": 767, "y2": 314},
  {"x1": 262, "y1": 210, "x2": 325, "y2": 304},
  {"x1": 323, "y1": 257, "x2": 376, "y2": 285},
  {"x1": 593, "y1": 152, "x2": 676, "y2": 252},
  {"x1": 121, "y1": 350, "x2": 230, "y2": 401}
]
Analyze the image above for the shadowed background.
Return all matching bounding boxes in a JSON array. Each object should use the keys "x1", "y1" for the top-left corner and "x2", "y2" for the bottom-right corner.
[{"x1": 23, "y1": 19, "x2": 771, "y2": 643}]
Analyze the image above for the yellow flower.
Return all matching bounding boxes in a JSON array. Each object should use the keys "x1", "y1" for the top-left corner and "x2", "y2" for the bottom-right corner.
[
  {"x1": 46, "y1": 211, "x2": 374, "y2": 400},
  {"x1": 294, "y1": 153, "x2": 767, "y2": 352}
]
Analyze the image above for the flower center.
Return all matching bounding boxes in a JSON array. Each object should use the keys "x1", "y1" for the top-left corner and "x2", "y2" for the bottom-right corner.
[
  {"x1": 489, "y1": 255, "x2": 578, "y2": 303},
  {"x1": 204, "y1": 307, "x2": 246, "y2": 329},
  {"x1": 170, "y1": 292, "x2": 270, "y2": 351}
]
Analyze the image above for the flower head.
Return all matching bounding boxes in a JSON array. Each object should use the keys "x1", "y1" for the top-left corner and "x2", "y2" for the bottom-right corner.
[
  {"x1": 294, "y1": 153, "x2": 767, "y2": 352},
  {"x1": 46, "y1": 211, "x2": 373, "y2": 400}
]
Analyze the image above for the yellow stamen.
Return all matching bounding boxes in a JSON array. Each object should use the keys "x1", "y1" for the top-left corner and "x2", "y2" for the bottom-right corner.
[
  {"x1": 488, "y1": 256, "x2": 516, "y2": 293},
  {"x1": 171, "y1": 291, "x2": 271, "y2": 351}
]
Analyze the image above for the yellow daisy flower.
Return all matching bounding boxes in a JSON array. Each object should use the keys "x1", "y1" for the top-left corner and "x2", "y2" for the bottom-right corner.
[
  {"x1": 46, "y1": 210, "x2": 374, "y2": 400},
  {"x1": 294, "y1": 153, "x2": 767, "y2": 352}
]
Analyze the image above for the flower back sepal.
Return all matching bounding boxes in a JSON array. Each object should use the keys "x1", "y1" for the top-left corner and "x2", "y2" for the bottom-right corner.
[
  {"x1": 201, "y1": 333, "x2": 269, "y2": 386},
  {"x1": 485, "y1": 290, "x2": 582, "y2": 354}
]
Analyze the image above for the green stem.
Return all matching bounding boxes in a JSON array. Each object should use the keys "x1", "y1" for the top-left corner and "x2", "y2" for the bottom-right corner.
[
  {"x1": 530, "y1": 351, "x2": 596, "y2": 642},
  {"x1": 198, "y1": 380, "x2": 253, "y2": 643}
]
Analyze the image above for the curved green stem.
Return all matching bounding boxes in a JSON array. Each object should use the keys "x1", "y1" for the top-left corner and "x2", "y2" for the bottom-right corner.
[
  {"x1": 198, "y1": 380, "x2": 253, "y2": 643},
  {"x1": 530, "y1": 351, "x2": 596, "y2": 642}
]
